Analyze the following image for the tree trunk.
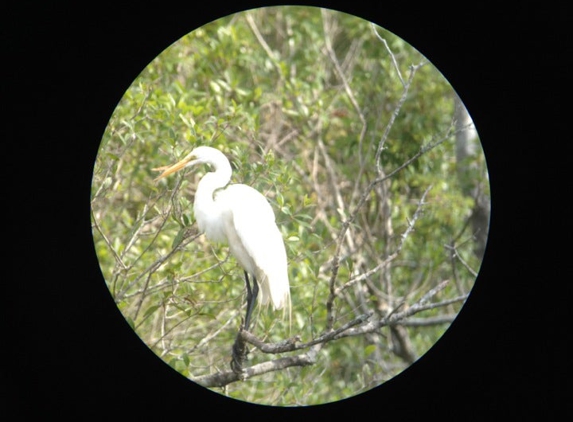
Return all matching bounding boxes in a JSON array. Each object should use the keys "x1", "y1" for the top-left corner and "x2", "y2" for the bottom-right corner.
[{"x1": 454, "y1": 94, "x2": 490, "y2": 259}]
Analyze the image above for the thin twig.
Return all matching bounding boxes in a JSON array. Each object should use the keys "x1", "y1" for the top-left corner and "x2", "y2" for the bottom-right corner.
[
  {"x1": 326, "y1": 126, "x2": 452, "y2": 329},
  {"x1": 322, "y1": 9, "x2": 367, "y2": 156},
  {"x1": 375, "y1": 63, "x2": 424, "y2": 176},
  {"x1": 445, "y1": 243, "x2": 478, "y2": 278},
  {"x1": 371, "y1": 23, "x2": 405, "y2": 87},
  {"x1": 245, "y1": 13, "x2": 282, "y2": 76},
  {"x1": 332, "y1": 185, "x2": 432, "y2": 297}
]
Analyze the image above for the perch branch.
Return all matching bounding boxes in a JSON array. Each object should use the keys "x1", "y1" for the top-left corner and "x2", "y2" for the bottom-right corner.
[{"x1": 192, "y1": 279, "x2": 466, "y2": 388}]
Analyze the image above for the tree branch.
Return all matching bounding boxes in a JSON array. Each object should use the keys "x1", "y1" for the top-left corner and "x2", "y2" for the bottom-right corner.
[
  {"x1": 194, "y1": 345, "x2": 320, "y2": 388},
  {"x1": 190, "y1": 279, "x2": 466, "y2": 388},
  {"x1": 370, "y1": 23, "x2": 405, "y2": 87},
  {"x1": 322, "y1": 9, "x2": 367, "y2": 156},
  {"x1": 374, "y1": 64, "x2": 422, "y2": 176},
  {"x1": 325, "y1": 65, "x2": 447, "y2": 330},
  {"x1": 332, "y1": 185, "x2": 432, "y2": 298}
]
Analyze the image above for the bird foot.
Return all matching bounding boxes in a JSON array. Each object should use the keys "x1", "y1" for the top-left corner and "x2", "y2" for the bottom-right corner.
[
  {"x1": 231, "y1": 329, "x2": 248, "y2": 376},
  {"x1": 230, "y1": 355, "x2": 244, "y2": 375}
]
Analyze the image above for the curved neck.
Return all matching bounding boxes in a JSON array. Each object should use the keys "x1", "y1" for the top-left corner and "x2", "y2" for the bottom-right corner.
[
  {"x1": 197, "y1": 169, "x2": 230, "y2": 202},
  {"x1": 193, "y1": 161, "x2": 232, "y2": 238},
  {"x1": 200, "y1": 157, "x2": 232, "y2": 193}
]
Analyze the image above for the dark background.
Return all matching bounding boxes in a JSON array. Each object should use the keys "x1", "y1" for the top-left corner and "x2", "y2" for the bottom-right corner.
[{"x1": 3, "y1": 1, "x2": 567, "y2": 418}]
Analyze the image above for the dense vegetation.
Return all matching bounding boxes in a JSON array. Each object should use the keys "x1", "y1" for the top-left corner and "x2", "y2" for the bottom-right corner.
[{"x1": 91, "y1": 6, "x2": 489, "y2": 406}]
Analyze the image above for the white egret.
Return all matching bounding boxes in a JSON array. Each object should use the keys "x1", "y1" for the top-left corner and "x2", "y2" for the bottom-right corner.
[{"x1": 153, "y1": 146, "x2": 290, "y2": 331}]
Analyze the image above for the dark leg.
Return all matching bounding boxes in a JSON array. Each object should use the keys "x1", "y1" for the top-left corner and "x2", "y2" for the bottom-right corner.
[
  {"x1": 231, "y1": 272, "x2": 259, "y2": 373},
  {"x1": 243, "y1": 271, "x2": 259, "y2": 331}
]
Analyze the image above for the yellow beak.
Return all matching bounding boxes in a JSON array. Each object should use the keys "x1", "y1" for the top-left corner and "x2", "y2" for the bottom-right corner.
[{"x1": 152, "y1": 154, "x2": 194, "y2": 182}]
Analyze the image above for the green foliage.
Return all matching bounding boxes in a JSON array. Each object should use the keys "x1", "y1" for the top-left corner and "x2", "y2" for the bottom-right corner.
[{"x1": 91, "y1": 6, "x2": 489, "y2": 406}]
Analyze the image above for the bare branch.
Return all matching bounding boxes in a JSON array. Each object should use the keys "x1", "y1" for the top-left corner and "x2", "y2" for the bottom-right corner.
[
  {"x1": 400, "y1": 315, "x2": 458, "y2": 327},
  {"x1": 239, "y1": 331, "x2": 301, "y2": 353},
  {"x1": 350, "y1": 123, "x2": 457, "y2": 234},
  {"x1": 332, "y1": 185, "x2": 432, "y2": 298},
  {"x1": 186, "y1": 312, "x2": 239, "y2": 353},
  {"x1": 322, "y1": 9, "x2": 367, "y2": 155},
  {"x1": 332, "y1": 280, "x2": 467, "y2": 339},
  {"x1": 246, "y1": 13, "x2": 282, "y2": 77},
  {"x1": 371, "y1": 23, "x2": 405, "y2": 86},
  {"x1": 374, "y1": 64, "x2": 422, "y2": 176},
  {"x1": 191, "y1": 278, "x2": 465, "y2": 388},
  {"x1": 445, "y1": 243, "x2": 478, "y2": 278},
  {"x1": 325, "y1": 57, "x2": 439, "y2": 329},
  {"x1": 91, "y1": 208, "x2": 127, "y2": 271},
  {"x1": 194, "y1": 345, "x2": 321, "y2": 388}
]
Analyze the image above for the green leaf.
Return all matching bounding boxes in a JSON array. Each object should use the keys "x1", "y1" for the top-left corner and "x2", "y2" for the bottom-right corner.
[
  {"x1": 364, "y1": 345, "x2": 377, "y2": 357},
  {"x1": 143, "y1": 304, "x2": 160, "y2": 319},
  {"x1": 171, "y1": 227, "x2": 186, "y2": 249}
]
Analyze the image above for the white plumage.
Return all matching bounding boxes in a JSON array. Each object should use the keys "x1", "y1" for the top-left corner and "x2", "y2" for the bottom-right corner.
[{"x1": 154, "y1": 146, "x2": 290, "y2": 328}]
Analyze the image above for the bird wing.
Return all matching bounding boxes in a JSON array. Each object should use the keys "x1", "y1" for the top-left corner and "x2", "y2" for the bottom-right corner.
[{"x1": 220, "y1": 184, "x2": 290, "y2": 311}]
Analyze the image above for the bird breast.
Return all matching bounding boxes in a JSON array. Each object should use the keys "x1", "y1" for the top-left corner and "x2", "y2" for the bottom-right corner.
[{"x1": 195, "y1": 181, "x2": 289, "y2": 310}]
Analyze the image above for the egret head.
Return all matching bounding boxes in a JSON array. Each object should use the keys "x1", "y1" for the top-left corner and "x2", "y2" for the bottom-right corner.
[{"x1": 153, "y1": 146, "x2": 228, "y2": 181}]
